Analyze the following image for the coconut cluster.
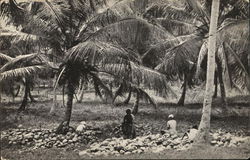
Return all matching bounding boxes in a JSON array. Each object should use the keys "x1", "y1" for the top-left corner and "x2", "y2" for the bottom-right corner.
[
  {"x1": 1, "y1": 127, "x2": 102, "y2": 149},
  {"x1": 79, "y1": 130, "x2": 249, "y2": 157}
]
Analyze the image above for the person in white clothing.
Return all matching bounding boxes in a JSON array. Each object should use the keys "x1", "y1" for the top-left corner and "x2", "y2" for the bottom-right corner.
[
  {"x1": 182, "y1": 125, "x2": 198, "y2": 141},
  {"x1": 166, "y1": 114, "x2": 177, "y2": 135},
  {"x1": 161, "y1": 114, "x2": 177, "y2": 135}
]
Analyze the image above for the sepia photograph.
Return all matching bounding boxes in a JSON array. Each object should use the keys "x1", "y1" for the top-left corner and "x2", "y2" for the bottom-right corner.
[{"x1": 0, "y1": 0, "x2": 249, "y2": 159}]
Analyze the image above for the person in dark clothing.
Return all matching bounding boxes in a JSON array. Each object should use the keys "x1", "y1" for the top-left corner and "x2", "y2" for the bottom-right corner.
[{"x1": 122, "y1": 109, "x2": 136, "y2": 139}]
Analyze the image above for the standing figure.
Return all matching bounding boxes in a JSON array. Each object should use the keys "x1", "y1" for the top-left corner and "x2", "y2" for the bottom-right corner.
[{"x1": 122, "y1": 109, "x2": 136, "y2": 139}]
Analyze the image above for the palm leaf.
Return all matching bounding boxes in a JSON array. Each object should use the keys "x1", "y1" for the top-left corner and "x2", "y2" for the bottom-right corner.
[
  {"x1": 0, "y1": 52, "x2": 13, "y2": 62},
  {"x1": 184, "y1": 0, "x2": 209, "y2": 24},
  {"x1": 142, "y1": 34, "x2": 196, "y2": 68},
  {"x1": 155, "y1": 36, "x2": 204, "y2": 79},
  {"x1": 35, "y1": 0, "x2": 70, "y2": 30},
  {"x1": 218, "y1": 19, "x2": 249, "y2": 53},
  {"x1": 131, "y1": 86, "x2": 157, "y2": 108},
  {"x1": 224, "y1": 42, "x2": 249, "y2": 91},
  {"x1": 144, "y1": 3, "x2": 201, "y2": 25},
  {"x1": 7, "y1": 0, "x2": 25, "y2": 26},
  {"x1": 223, "y1": 0, "x2": 249, "y2": 19},
  {"x1": 195, "y1": 41, "x2": 208, "y2": 78},
  {"x1": 100, "y1": 61, "x2": 174, "y2": 96},
  {"x1": 0, "y1": 65, "x2": 46, "y2": 82},
  {"x1": 0, "y1": 27, "x2": 41, "y2": 44},
  {"x1": 0, "y1": 53, "x2": 39, "y2": 73},
  {"x1": 78, "y1": 0, "x2": 149, "y2": 38},
  {"x1": 84, "y1": 18, "x2": 175, "y2": 54},
  {"x1": 65, "y1": 41, "x2": 129, "y2": 66},
  {"x1": 90, "y1": 71, "x2": 113, "y2": 99}
]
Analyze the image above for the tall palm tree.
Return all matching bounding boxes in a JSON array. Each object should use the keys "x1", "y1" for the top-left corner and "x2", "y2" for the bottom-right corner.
[
  {"x1": 144, "y1": 0, "x2": 249, "y2": 105},
  {"x1": 194, "y1": 0, "x2": 220, "y2": 144}
]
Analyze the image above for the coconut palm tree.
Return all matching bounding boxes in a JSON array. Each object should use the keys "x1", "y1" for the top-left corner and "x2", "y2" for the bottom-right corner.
[
  {"x1": 144, "y1": 0, "x2": 249, "y2": 106},
  {"x1": 194, "y1": 0, "x2": 220, "y2": 144},
  {"x1": 76, "y1": 0, "x2": 178, "y2": 114}
]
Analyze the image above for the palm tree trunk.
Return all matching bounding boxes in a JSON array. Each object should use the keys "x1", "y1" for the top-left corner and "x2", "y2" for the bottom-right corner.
[
  {"x1": 248, "y1": 50, "x2": 250, "y2": 73},
  {"x1": 112, "y1": 83, "x2": 123, "y2": 103},
  {"x1": 195, "y1": 0, "x2": 220, "y2": 144},
  {"x1": 77, "y1": 86, "x2": 84, "y2": 103},
  {"x1": 177, "y1": 75, "x2": 187, "y2": 106},
  {"x1": 19, "y1": 81, "x2": 29, "y2": 111},
  {"x1": 217, "y1": 61, "x2": 227, "y2": 106},
  {"x1": 123, "y1": 89, "x2": 132, "y2": 104},
  {"x1": 28, "y1": 89, "x2": 35, "y2": 102},
  {"x1": 64, "y1": 81, "x2": 74, "y2": 126},
  {"x1": 50, "y1": 73, "x2": 62, "y2": 115},
  {"x1": 15, "y1": 85, "x2": 21, "y2": 97},
  {"x1": 213, "y1": 74, "x2": 218, "y2": 98},
  {"x1": 132, "y1": 91, "x2": 140, "y2": 115},
  {"x1": 247, "y1": 53, "x2": 250, "y2": 91}
]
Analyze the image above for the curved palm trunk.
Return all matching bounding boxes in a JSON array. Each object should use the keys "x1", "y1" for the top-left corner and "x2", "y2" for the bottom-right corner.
[
  {"x1": 177, "y1": 75, "x2": 187, "y2": 106},
  {"x1": 132, "y1": 91, "x2": 140, "y2": 115},
  {"x1": 195, "y1": 0, "x2": 220, "y2": 144}
]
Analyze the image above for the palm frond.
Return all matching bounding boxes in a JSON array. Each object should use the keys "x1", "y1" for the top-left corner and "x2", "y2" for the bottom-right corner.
[
  {"x1": 78, "y1": 0, "x2": 149, "y2": 38},
  {"x1": 184, "y1": 0, "x2": 209, "y2": 24},
  {"x1": 8, "y1": 0, "x2": 26, "y2": 25},
  {"x1": 157, "y1": 17, "x2": 200, "y2": 36},
  {"x1": 0, "y1": 53, "x2": 38, "y2": 73},
  {"x1": 0, "y1": 65, "x2": 46, "y2": 82},
  {"x1": 144, "y1": 3, "x2": 201, "y2": 25},
  {"x1": 131, "y1": 86, "x2": 157, "y2": 108},
  {"x1": 0, "y1": 27, "x2": 41, "y2": 44},
  {"x1": 90, "y1": 71, "x2": 113, "y2": 99},
  {"x1": 84, "y1": 18, "x2": 175, "y2": 54},
  {"x1": 35, "y1": 0, "x2": 70, "y2": 29},
  {"x1": 100, "y1": 62, "x2": 175, "y2": 97},
  {"x1": 129, "y1": 61, "x2": 169, "y2": 95},
  {"x1": 0, "y1": 52, "x2": 13, "y2": 62},
  {"x1": 65, "y1": 41, "x2": 130, "y2": 66},
  {"x1": 218, "y1": 19, "x2": 249, "y2": 53},
  {"x1": 223, "y1": 0, "x2": 249, "y2": 19},
  {"x1": 155, "y1": 36, "x2": 204, "y2": 79},
  {"x1": 25, "y1": 14, "x2": 63, "y2": 42},
  {"x1": 224, "y1": 42, "x2": 249, "y2": 91},
  {"x1": 142, "y1": 34, "x2": 195, "y2": 68},
  {"x1": 195, "y1": 41, "x2": 208, "y2": 78}
]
